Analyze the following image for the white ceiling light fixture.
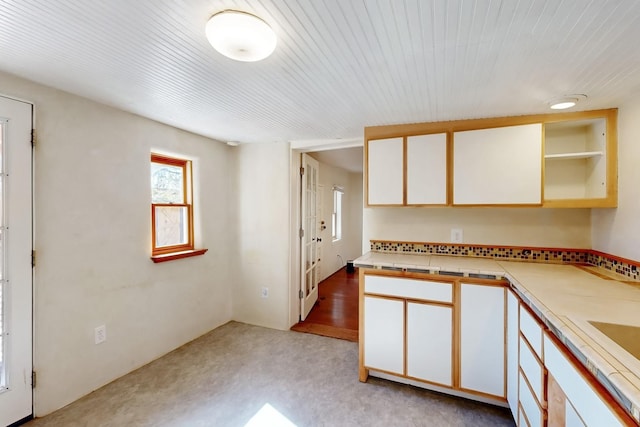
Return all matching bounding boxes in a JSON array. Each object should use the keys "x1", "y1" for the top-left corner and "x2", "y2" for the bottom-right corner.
[
  {"x1": 548, "y1": 94, "x2": 587, "y2": 110},
  {"x1": 205, "y1": 10, "x2": 277, "y2": 62}
]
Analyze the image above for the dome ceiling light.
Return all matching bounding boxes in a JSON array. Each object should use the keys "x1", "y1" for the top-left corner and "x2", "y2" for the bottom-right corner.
[
  {"x1": 548, "y1": 94, "x2": 587, "y2": 110},
  {"x1": 205, "y1": 10, "x2": 277, "y2": 62}
]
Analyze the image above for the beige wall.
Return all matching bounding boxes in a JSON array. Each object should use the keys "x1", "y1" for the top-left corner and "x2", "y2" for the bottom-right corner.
[
  {"x1": 233, "y1": 142, "x2": 291, "y2": 330},
  {"x1": 312, "y1": 158, "x2": 363, "y2": 281},
  {"x1": 0, "y1": 71, "x2": 235, "y2": 416},
  {"x1": 592, "y1": 98, "x2": 640, "y2": 261},
  {"x1": 348, "y1": 172, "x2": 365, "y2": 261},
  {"x1": 363, "y1": 207, "x2": 591, "y2": 250}
]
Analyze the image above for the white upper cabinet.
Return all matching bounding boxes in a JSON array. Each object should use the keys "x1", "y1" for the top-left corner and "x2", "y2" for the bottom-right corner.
[
  {"x1": 544, "y1": 117, "x2": 612, "y2": 206},
  {"x1": 366, "y1": 133, "x2": 447, "y2": 206},
  {"x1": 406, "y1": 133, "x2": 447, "y2": 205},
  {"x1": 453, "y1": 124, "x2": 543, "y2": 205},
  {"x1": 364, "y1": 108, "x2": 617, "y2": 208},
  {"x1": 366, "y1": 137, "x2": 404, "y2": 205}
]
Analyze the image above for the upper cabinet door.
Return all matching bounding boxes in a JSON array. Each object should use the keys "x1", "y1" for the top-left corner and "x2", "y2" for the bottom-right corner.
[
  {"x1": 407, "y1": 133, "x2": 447, "y2": 205},
  {"x1": 453, "y1": 124, "x2": 543, "y2": 205},
  {"x1": 367, "y1": 137, "x2": 404, "y2": 205}
]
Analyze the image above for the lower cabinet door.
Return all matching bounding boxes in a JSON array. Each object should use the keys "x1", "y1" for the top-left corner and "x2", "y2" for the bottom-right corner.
[
  {"x1": 565, "y1": 401, "x2": 586, "y2": 427},
  {"x1": 544, "y1": 333, "x2": 625, "y2": 427},
  {"x1": 460, "y1": 283, "x2": 506, "y2": 397},
  {"x1": 406, "y1": 302, "x2": 453, "y2": 386},
  {"x1": 506, "y1": 290, "x2": 519, "y2": 420},
  {"x1": 363, "y1": 296, "x2": 404, "y2": 374}
]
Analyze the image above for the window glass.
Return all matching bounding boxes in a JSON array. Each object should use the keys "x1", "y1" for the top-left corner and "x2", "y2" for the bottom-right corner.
[
  {"x1": 332, "y1": 188, "x2": 343, "y2": 241},
  {"x1": 154, "y1": 206, "x2": 189, "y2": 248},
  {"x1": 151, "y1": 162, "x2": 184, "y2": 204}
]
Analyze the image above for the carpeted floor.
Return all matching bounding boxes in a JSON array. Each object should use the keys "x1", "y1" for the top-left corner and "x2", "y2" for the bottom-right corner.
[{"x1": 26, "y1": 322, "x2": 515, "y2": 427}]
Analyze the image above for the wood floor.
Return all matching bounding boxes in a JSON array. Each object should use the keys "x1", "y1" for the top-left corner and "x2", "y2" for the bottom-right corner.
[{"x1": 290, "y1": 266, "x2": 359, "y2": 341}]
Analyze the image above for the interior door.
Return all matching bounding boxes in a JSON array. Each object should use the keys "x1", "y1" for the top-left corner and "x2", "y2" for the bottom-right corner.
[
  {"x1": 300, "y1": 153, "x2": 320, "y2": 320},
  {"x1": 0, "y1": 95, "x2": 33, "y2": 426}
]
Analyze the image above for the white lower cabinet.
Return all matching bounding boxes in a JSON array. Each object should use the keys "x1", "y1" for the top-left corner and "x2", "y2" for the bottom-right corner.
[
  {"x1": 544, "y1": 333, "x2": 626, "y2": 427},
  {"x1": 406, "y1": 302, "x2": 453, "y2": 386},
  {"x1": 363, "y1": 296, "x2": 404, "y2": 374},
  {"x1": 506, "y1": 290, "x2": 519, "y2": 420},
  {"x1": 519, "y1": 371, "x2": 544, "y2": 427},
  {"x1": 460, "y1": 283, "x2": 506, "y2": 397},
  {"x1": 565, "y1": 401, "x2": 586, "y2": 427},
  {"x1": 360, "y1": 273, "x2": 507, "y2": 406},
  {"x1": 362, "y1": 272, "x2": 635, "y2": 426}
]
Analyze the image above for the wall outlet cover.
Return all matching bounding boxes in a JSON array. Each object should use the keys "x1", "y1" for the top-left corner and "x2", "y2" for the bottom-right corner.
[
  {"x1": 451, "y1": 228, "x2": 463, "y2": 243},
  {"x1": 95, "y1": 325, "x2": 106, "y2": 344}
]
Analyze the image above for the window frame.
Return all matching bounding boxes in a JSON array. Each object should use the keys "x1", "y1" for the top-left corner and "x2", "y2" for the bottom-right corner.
[
  {"x1": 332, "y1": 186, "x2": 343, "y2": 242},
  {"x1": 150, "y1": 153, "x2": 195, "y2": 257}
]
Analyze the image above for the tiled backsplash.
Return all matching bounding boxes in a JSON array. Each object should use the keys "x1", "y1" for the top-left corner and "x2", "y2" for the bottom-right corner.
[
  {"x1": 370, "y1": 240, "x2": 640, "y2": 281},
  {"x1": 588, "y1": 250, "x2": 640, "y2": 281}
]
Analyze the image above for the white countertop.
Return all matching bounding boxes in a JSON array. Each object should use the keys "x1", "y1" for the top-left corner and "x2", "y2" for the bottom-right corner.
[{"x1": 354, "y1": 252, "x2": 640, "y2": 420}]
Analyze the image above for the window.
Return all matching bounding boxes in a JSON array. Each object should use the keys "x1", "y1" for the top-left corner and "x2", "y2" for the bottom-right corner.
[
  {"x1": 150, "y1": 154, "x2": 206, "y2": 262},
  {"x1": 332, "y1": 186, "x2": 343, "y2": 241}
]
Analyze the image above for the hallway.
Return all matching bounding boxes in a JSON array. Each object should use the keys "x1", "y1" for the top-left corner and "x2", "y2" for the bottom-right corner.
[{"x1": 291, "y1": 267, "x2": 359, "y2": 341}]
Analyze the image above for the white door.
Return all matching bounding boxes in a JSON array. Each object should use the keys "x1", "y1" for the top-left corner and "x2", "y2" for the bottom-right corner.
[
  {"x1": 0, "y1": 96, "x2": 33, "y2": 426},
  {"x1": 300, "y1": 154, "x2": 320, "y2": 320}
]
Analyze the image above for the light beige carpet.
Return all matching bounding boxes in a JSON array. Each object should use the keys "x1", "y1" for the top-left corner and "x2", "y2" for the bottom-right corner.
[{"x1": 26, "y1": 321, "x2": 515, "y2": 426}]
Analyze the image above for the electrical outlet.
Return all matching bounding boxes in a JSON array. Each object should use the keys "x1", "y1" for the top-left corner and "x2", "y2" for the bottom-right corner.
[
  {"x1": 450, "y1": 228, "x2": 463, "y2": 243},
  {"x1": 261, "y1": 287, "x2": 269, "y2": 298},
  {"x1": 94, "y1": 325, "x2": 106, "y2": 344}
]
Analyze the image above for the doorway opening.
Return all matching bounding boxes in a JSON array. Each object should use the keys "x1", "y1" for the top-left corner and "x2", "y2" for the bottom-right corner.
[{"x1": 289, "y1": 143, "x2": 364, "y2": 339}]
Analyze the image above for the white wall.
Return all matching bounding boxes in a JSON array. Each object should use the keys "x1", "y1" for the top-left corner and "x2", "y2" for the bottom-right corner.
[
  {"x1": 0, "y1": 71, "x2": 234, "y2": 416},
  {"x1": 311, "y1": 158, "x2": 363, "y2": 281},
  {"x1": 348, "y1": 172, "x2": 364, "y2": 261},
  {"x1": 363, "y1": 207, "x2": 591, "y2": 250},
  {"x1": 233, "y1": 142, "x2": 291, "y2": 330},
  {"x1": 592, "y1": 98, "x2": 640, "y2": 261}
]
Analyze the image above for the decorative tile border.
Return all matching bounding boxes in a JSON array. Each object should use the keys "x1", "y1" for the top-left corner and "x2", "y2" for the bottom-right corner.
[
  {"x1": 589, "y1": 250, "x2": 640, "y2": 281},
  {"x1": 370, "y1": 240, "x2": 640, "y2": 282}
]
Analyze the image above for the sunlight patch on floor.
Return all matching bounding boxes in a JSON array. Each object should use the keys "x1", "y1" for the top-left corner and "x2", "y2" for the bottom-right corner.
[{"x1": 244, "y1": 403, "x2": 297, "y2": 427}]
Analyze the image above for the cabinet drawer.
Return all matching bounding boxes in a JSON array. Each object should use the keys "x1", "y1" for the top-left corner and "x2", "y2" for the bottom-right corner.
[
  {"x1": 519, "y1": 335, "x2": 544, "y2": 404},
  {"x1": 519, "y1": 405, "x2": 531, "y2": 427},
  {"x1": 364, "y1": 275, "x2": 452, "y2": 303},
  {"x1": 520, "y1": 307, "x2": 543, "y2": 359},
  {"x1": 519, "y1": 371, "x2": 544, "y2": 427}
]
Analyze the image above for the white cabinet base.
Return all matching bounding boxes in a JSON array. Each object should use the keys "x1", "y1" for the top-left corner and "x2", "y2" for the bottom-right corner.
[{"x1": 369, "y1": 370, "x2": 510, "y2": 408}]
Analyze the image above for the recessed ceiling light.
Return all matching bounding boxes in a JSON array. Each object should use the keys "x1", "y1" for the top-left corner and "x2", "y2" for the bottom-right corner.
[
  {"x1": 205, "y1": 10, "x2": 277, "y2": 62},
  {"x1": 548, "y1": 94, "x2": 587, "y2": 110}
]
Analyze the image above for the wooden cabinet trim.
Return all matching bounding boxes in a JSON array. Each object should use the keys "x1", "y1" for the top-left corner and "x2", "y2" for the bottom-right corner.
[{"x1": 364, "y1": 108, "x2": 618, "y2": 140}]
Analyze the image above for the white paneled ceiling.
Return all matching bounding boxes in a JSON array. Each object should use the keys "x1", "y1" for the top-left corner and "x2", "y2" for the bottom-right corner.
[
  {"x1": 1, "y1": 1, "x2": 640, "y2": 144},
  {"x1": 310, "y1": 147, "x2": 364, "y2": 173}
]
